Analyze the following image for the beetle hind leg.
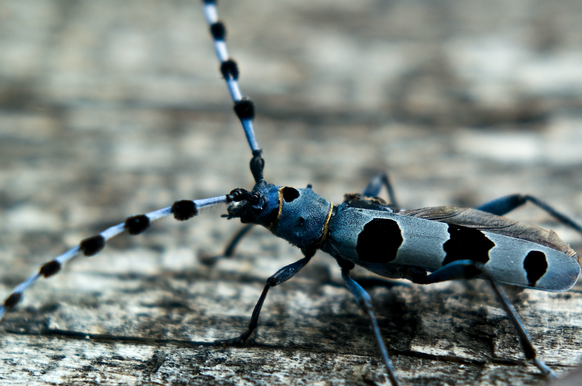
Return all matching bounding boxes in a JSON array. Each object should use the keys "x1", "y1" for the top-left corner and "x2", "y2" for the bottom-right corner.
[
  {"x1": 477, "y1": 194, "x2": 582, "y2": 235},
  {"x1": 418, "y1": 260, "x2": 557, "y2": 379}
]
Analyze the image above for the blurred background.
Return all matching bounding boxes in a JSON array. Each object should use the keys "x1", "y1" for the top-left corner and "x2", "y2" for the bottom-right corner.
[{"x1": 1, "y1": 0, "x2": 581, "y2": 384}]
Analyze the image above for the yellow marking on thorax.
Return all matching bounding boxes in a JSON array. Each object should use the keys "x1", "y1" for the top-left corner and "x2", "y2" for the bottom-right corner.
[
  {"x1": 268, "y1": 186, "x2": 285, "y2": 230},
  {"x1": 315, "y1": 203, "x2": 334, "y2": 248}
]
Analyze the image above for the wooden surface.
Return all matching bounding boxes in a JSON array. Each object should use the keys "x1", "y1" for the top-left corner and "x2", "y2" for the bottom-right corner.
[{"x1": 1, "y1": 0, "x2": 582, "y2": 385}]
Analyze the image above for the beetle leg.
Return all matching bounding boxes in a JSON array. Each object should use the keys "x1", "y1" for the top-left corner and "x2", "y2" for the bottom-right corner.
[
  {"x1": 418, "y1": 260, "x2": 557, "y2": 379},
  {"x1": 477, "y1": 194, "x2": 582, "y2": 235},
  {"x1": 486, "y1": 276, "x2": 557, "y2": 379},
  {"x1": 214, "y1": 248, "x2": 315, "y2": 346},
  {"x1": 418, "y1": 259, "x2": 482, "y2": 284},
  {"x1": 362, "y1": 172, "x2": 399, "y2": 209},
  {"x1": 340, "y1": 266, "x2": 399, "y2": 386},
  {"x1": 199, "y1": 224, "x2": 255, "y2": 265}
]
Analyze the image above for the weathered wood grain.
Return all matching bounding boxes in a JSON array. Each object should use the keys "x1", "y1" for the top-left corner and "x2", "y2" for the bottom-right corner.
[{"x1": 1, "y1": 1, "x2": 582, "y2": 385}]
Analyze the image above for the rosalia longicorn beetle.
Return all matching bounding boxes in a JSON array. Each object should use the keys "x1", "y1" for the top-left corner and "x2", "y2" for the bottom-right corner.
[{"x1": 4, "y1": 1, "x2": 576, "y2": 382}]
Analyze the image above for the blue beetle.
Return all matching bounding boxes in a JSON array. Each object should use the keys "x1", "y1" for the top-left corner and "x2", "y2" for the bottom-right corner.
[{"x1": 2, "y1": 2, "x2": 580, "y2": 385}]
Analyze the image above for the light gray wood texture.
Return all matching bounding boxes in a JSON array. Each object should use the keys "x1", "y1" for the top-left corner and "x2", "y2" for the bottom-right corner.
[{"x1": 1, "y1": 1, "x2": 582, "y2": 385}]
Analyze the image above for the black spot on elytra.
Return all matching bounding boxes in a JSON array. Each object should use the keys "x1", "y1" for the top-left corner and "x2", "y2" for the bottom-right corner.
[
  {"x1": 357, "y1": 218, "x2": 403, "y2": 263},
  {"x1": 523, "y1": 250, "x2": 548, "y2": 287},
  {"x1": 282, "y1": 187, "x2": 300, "y2": 202},
  {"x1": 442, "y1": 225, "x2": 494, "y2": 266}
]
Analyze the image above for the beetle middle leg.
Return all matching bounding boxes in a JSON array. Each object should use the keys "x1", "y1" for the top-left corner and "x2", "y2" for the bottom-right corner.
[
  {"x1": 338, "y1": 258, "x2": 400, "y2": 386},
  {"x1": 362, "y1": 172, "x2": 399, "y2": 208}
]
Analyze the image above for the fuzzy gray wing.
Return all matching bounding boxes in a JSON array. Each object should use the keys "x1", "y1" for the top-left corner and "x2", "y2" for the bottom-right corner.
[{"x1": 401, "y1": 206, "x2": 576, "y2": 258}]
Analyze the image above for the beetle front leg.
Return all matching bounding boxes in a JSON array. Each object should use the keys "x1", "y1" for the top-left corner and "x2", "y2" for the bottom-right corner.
[
  {"x1": 199, "y1": 224, "x2": 255, "y2": 265},
  {"x1": 215, "y1": 248, "x2": 315, "y2": 346}
]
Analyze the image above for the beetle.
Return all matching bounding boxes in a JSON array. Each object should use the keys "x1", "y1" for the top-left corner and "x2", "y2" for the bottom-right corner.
[{"x1": 1, "y1": 1, "x2": 582, "y2": 385}]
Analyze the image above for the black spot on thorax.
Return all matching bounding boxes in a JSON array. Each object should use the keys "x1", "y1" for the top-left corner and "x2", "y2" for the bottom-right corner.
[{"x1": 282, "y1": 187, "x2": 300, "y2": 202}]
